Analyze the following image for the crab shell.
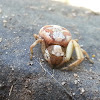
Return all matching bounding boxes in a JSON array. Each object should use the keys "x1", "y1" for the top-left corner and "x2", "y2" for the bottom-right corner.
[{"x1": 39, "y1": 25, "x2": 72, "y2": 47}]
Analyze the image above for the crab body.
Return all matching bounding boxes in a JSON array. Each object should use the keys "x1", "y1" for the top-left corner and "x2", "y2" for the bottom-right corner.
[
  {"x1": 30, "y1": 25, "x2": 93, "y2": 70},
  {"x1": 39, "y1": 25, "x2": 71, "y2": 47}
]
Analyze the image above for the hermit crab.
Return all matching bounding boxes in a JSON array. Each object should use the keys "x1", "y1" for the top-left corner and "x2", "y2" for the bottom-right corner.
[{"x1": 30, "y1": 25, "x2": 93, "y2": 70}]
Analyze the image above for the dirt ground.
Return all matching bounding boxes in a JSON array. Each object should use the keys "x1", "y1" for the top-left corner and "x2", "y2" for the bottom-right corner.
[{"x1": 0, "y1": 0, "x2": 100, "y2": 100}]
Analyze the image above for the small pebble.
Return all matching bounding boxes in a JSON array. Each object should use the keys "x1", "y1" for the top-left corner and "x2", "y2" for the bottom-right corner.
[
  {"x1": 72, "y1": 92, "x2": 75, "y2": 96},
  {"x1": 40, "y1": 59, "x2": 44, "y2": 62},
  {"x1": 13, "y1": 32, "x2": 17, "y2": 33},
  {"x1": 80, "y1": 88, "x2": 85, "y2": 94},
  {"x1": 3, "y1": 19, "x2": 7, "y2": 23},
  {"x1": 11, "y1": 67, "x2": 14, "y2": 71},
  {"x1": 72, "y1": 13, "x2": 76, "y2": 17},
  {"x1": 0, "y1": 8, "x2": 2, "y2": 13},
  {"x1": 27, "y1": 61, "x2": 33, "y2": 66},
  {"x1": 3, "y1": 19, "x2": 7, "y2": 27},
  {"x1": 74, "y1": 31, "x2": 79, "y2": 35},
  {"x1": 48, "y1": 7, "x2": 52, "y2": 11},
  {"x1": 89, "y1": 77, "x2": 93, "y2": 80},
  {"x1": 74, "y1": 73, "x2": 79, "y2": 78},
  {"x1": 61, "y1": 81, "x2": 66, "y2": 85},
  {"x1": 0, "y1": 83, "x2": 2, "y2": 87},
  {"x1": 0, "y1": 38, "x2": 2, "y2": 43},
  {"x1": 5, "y1": 15, "x2": 8, "y2": 18},
  {"x1": 11, "y1": 14, "x2": 15, "y2": 16},
  {"x1": 89, "y1": 64, "x2": 93, "y2": 67},
  {"x1": 74, "y1": 79, "x2": 80, "y2": 84},
  {"x1": 80, "y1": 45, "x2": 83, "y2": 48},
  {"x1": 98, "y1": 59, "x2": 100, "y2": 61},
  {"x1": 48, "y1": 7, "x2": 54, "y2": 11},
  {"x1": 5, "y1": 52, "x2": 8, "y2": 54},
  {"x1": 74, "y1": 80, "x2": 78, "y2": 84},
  {"x1": 89, "y1": 68, "x2": 92, "y2": 72}
]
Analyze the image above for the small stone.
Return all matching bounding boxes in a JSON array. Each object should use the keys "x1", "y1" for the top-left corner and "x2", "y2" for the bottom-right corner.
[
  {"x1": 89, "y1": 68, "x2": 92, "y2": 72},
  {"x1": 48, "y1": 7, "x2": 52, "y2": 11},
  {"x1": 0, "y1": 83, "x2": 2, "y2": 87},
  {"x1": 5, "y1": 15, "x2": 8, "y2": 18},
  {"x1": 24, "y1": 13, "x2": 28, "y2": 16},
  {"x1": 74, "y1": 79, "x2": 80, "y2": 84},
  {"x1": 48, "y1": 7, "x2": 54, "y2": 11},
  {"x1": 3, "y1": 19, "x2": 7, "y2": 27},
  {"x1": 61, "y1": 81, "x2": 66, "y2": 85},
  {"x1": 27, "y1": 61, "x2": 33, "y2": 66},
  {"x1": 5, "y1": 52, "x2": 8, "y2": 54},
  {"x1": 3, "y1": 19, "x2": 7, "y2": 23},
  {"x1": 98, "y1": 59, "x2": 100, "y2": 61},
  {"x1": 89, "y1": 77, "x2": 93, "y2": 80},
  {"x1": 26, "y1": 89, "x2": 32, "y2": 94},
  {"x1": 77, "y1": 79, "x2": 80, "y2": 82},
  {"x1": 74, "y1": 80, "x2": 78, "y2": 84},
  {"x1": 96, "y1": 82, "x2": 99, "y2": 84},
  {"x1": 72, "y1": 92, "x2": 75, "y2": 95},
  {"x1": 74, "y1": 31, "x2": 79, "y2": 35},
  {"x1": 80, "y1": 45, "x2": 84, "y2": 48},
  {"x1": 40, "y1": 59, "x2": 44, "y2": 62},
  {"x1": 72, "y1": 13, "x2": 76, "y2": 16},
  {"x1": 0, "y1": 8, "x2": 2, "y2": 13},
  {"x1": 11, "y1": 14, "x2": 15, "y2": 17},
  {"x1": 80, "y1": 88, "x2": 85, "y2": 94},
  {"x1": 0, "y1": 38, "x2": 2, "y2": 43},
  {"x1": 74, "y1": 73, "x2": 79, "y2": 78},
  {"x1": 13, "y1": 32, "x2": 17, "y2": 33},
  {"x1": 89, "y1": 64, "x2": 93, "y2": 67},
  {"x1": 11, "y1": 67, "x2": 14, "y2": 71}
]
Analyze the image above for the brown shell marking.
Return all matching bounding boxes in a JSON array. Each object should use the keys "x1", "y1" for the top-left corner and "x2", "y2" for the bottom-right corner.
[{"x1": 39, "y1": 25, "x2": 72, "y2": 47}]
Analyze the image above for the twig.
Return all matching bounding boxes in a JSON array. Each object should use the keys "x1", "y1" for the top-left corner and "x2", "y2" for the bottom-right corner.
[{"x1": 9, "y1": 85, "x2": 14, "y2": 96}]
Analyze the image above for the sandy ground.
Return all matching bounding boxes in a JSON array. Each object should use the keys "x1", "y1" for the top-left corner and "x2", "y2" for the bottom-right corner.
[{"x1": 0, "y1": 0, "x2": 100, "y2": 100}]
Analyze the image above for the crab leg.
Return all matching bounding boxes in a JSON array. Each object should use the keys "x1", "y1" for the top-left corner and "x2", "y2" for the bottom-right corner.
[
  {"x1": 62, "y1": 40, "x2": 84, "y2": 70},
  {"x1": 81, "y1": 48, "x2": 94, "y2": 64},
  {"x1": 65, "y1": 40, "x2": 74, "y2": 62},
  {"x1": 41, "y1": 40, "x2": 46, "y2": 55},
  {"x1": 40, "y1": 39, "x2": 52, "y2": 65},
  {"x1": 30, "y1": 39, "x2": 43, "y2": 60},
  {"x1": 34, "y1": 34, "x2": 40, "y2": 39},
  {"x1": 58, "y1": 40, "x2": 74, "y2": 67}
]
